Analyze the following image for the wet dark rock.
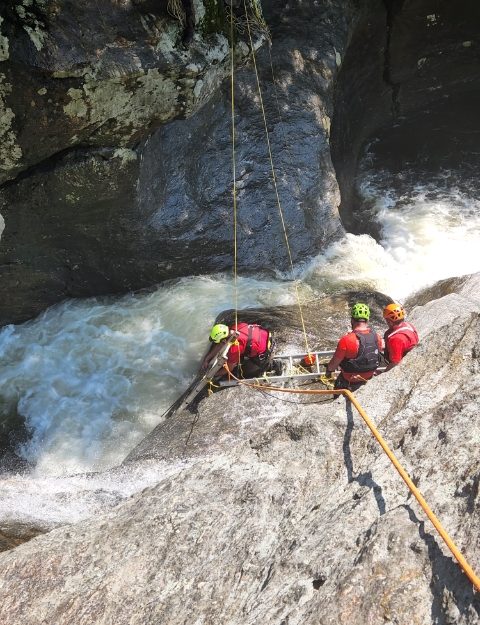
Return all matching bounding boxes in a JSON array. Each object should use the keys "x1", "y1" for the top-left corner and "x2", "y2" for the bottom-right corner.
[
  {"x1": 0, "y1": 526, "x2": 45, "y2": 554},
  {"x1": 139, "y1": 0, "x2": 353, "y2": 277},
  {"x1": 0, "y1": 0, "x2": 351, "y2": 324},
  {"x1": 331, "y1": 0, "x2": 480, "y2": 235},
  {"x1": 0, "y1": 450, "x2": 32, "y2": 476},
  {"x1": 0, "y1": 147, "x2": 145, "y2": 323},
  {"x1": 1, "y1": 0, "x2": 480, "y2": 325}
]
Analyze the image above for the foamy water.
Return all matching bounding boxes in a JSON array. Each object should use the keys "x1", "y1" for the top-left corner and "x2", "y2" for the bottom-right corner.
[
  {"x1": 0, "y1": 459, "x2": 194, "y2": 531},
  {"x1": 0, "y1": 275, "x2": 310, "y2": 477},
  {"x1": 302, "y1": 175, "x2": 480, "y2": 301},
  {"x1": 1, "y1": 171, "x2": 479, "y2": 526}
]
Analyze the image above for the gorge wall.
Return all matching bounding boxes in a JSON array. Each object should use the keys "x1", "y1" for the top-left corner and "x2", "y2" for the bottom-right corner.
[
  {"x1": 0, "y1": 0, "x2": 353, "y2": 325},
  {"x1": 330, "y1": 0, "x2": 480, "y2": 234},
  {"x1": 1, "y1": 0, "x2": 479, "y2": 325}
]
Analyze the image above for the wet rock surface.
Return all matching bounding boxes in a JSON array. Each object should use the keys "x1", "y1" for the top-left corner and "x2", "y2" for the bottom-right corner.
[
  {"x1": 138, "y1": 0, "x2": 352, "y2": 277},
  {"x1": 0, "y1": 0, "x2": 265, "y2": 322},
  {"x1": 0, "y1": 0, "x2": 353, "y2": 325},
  {"x1": 0, "y1": 273, "x2": 479, "y2": 624},
  {"x1": 331, "y1": 0, "x2": 480, "y2": 234},
  {"x1": 1, "y1": 1, "x2": 479, "y2": 324}
]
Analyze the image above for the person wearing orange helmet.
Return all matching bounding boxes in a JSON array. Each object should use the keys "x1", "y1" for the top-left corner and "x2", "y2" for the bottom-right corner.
[{"x1": 380, "y1": 303, "x2": 419, "y2": 373}]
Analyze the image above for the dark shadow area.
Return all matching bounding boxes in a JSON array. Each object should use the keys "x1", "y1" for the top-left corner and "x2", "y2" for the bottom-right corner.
[
  {"x1": 0, "y1": 409, "x2": 32, "y2": 474},
  {"x1": 343, "y1": 400, "x2": 386, "y2": 515},
  {"x1": 403, "y1": 504, "x2": 480, "y2": 624},
  {"x1": 331, "y1": 0, "x2": 480, "y2": 236}
]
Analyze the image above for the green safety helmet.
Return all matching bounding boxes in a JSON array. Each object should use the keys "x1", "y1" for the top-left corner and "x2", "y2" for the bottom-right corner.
[
  {"x1": 351, "y1": 302, "x2": 370, "y2": 321},
  {"x1": 209, "y1": 323, "x2": 230, "y2": 343}
]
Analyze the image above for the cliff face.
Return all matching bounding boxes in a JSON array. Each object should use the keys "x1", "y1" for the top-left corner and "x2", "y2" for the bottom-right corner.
[
  {"x1": 1, "y1": 1, "x2": 480, "y2": 325},
  {"x1": 0, "y1": 0, "x2": 267, "y2": 323},
  {"x1": 0, "y1": 0, "x2": 353, "y2": 325},
  {"x1": 0, "y1": 273, "x2": 479, "y2": 624},
  {"x1": 0, "y1": 0, "x2": 243, "y2": 183},
  {"x1": 330, "y1": 0, "x2": 480, "y2": 233}
]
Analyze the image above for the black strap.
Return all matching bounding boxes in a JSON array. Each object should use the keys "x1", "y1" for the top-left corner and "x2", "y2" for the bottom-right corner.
[{"x1": 245, "y1": 324, "x2": 254, "y2": 357}]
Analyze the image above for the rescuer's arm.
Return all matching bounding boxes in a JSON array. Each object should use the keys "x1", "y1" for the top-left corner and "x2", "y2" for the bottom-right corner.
[
  {"x1": 326, "y1": 341, "x2": 346, "y2": 374},
  {"x1": 202, "y1": 341, "x2": 226, "y2": 370}
]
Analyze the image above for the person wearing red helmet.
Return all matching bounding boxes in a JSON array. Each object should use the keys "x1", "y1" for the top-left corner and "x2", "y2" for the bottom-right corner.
[{"x1": 380, "y1": 303, "x2": 419, "y2": 373}]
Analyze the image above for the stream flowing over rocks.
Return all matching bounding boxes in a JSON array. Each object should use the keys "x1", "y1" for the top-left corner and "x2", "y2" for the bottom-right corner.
[
  {"x1": 1, "y1": 0, "x2": 477, "y2": 325},
  {"x1": 1, "y1": 274, "x2": 480, "y2": 624},
  {"x1": 1, "y1": 0, "x2": 480, "y2": 623},
  {"x1": 0, "y1": 0, "x2": 351, "y2": 324}
]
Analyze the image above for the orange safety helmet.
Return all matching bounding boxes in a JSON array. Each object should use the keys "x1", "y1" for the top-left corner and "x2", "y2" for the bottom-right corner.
[{"x1": 383, "y1": 303, "x2": 405, "y2": 322}]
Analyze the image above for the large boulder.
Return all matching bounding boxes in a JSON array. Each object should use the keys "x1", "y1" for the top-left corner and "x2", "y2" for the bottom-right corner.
[
  {"x1": 0, "y1": 273, "x2": 479, "y2": 624},
  {"x1": 0, "y1": 0, "x2": 353, "y2": 324}
]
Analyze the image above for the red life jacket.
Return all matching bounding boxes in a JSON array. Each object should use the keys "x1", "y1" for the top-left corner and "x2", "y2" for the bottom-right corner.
[
  {"x1": 232, "y1": 323, "x2": 270, "y2": 358},
  {"x1": 384, "y1": 321, "x2": 419, "y2": 360}
]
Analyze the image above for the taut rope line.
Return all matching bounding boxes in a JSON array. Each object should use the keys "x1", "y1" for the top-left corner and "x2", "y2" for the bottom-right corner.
[
  {"x1": 242, "y1": 0, "x2": 311, "y2": 355},
  {"x1": 230, "y1": 4, "x2": 239, "y2": 327}
]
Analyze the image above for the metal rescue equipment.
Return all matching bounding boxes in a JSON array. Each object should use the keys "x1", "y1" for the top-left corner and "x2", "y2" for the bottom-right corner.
[
  {"x1": 217, "y1": 350, "x2": 335, "y2": 387},
  {"x1": 181, "y1": 331, "x2": 241, "y2": 408},
  {"x1": 182, "y1": 348, "x2": 340, "y2": 410}
]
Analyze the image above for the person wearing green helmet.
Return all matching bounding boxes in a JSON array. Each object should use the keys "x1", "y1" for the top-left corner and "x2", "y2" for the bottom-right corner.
[
  {"x1": 202, "y1": 321, "x2": 275, "y2": 379},
  {"x1": 326, "y1": 302, "x2": 382, "y2": 392},
  {"x1": 209, "y1": 323, "x2": 230, "y2": 344}
]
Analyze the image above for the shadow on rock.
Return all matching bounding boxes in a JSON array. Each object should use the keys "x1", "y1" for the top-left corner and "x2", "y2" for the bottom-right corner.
[
  {"x1": 344, "y1": 400, "x2": 386, "y2": 516},
  {"x1": 404, "y1": 504, "x2": 480, "y2": 623}
]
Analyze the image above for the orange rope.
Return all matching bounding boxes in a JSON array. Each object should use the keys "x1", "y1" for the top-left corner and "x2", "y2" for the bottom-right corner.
[{"x1": 224, "y1": 365, "x2": 480, "y2": 591}]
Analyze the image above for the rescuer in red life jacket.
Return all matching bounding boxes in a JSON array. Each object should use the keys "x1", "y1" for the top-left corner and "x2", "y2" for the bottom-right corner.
[
  {"x1": 326, "y1": 302, "x2": 382, "y2": 392},
  {"x1": 202, "y1": 322, "x2": 274, "y2": 379},
  {"x1": 378, "y1": 303, "x2": 419, "y2": 373}
]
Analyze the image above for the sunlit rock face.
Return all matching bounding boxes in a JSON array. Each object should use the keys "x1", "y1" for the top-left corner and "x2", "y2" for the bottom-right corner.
[
  {"x1": 0, "y1": 0, "x2": 353, "y2": 325},
  {"x1": 0, "y1": 273, "x2": 479, "y2": 624},
  {"x1": 0, "y1": 0, "x2": 243, "y2": 183},
  {"x1": 331, "y1": 0, "x2": 480, "y2": 234}
]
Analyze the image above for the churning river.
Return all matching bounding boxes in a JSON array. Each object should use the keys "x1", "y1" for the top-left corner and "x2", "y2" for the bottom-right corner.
[{"x1": 1, "y1": 166, "x2": 480, "y2": 529}]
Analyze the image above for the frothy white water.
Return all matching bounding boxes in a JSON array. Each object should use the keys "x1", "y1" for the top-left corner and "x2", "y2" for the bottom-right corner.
[
  {"x1": 1, "y1": 171, "x2": 480, "y2": 527},
  {"x1": 302, "y1": 176, "x2": 480, "y2": 302},
  {"x1": 1, "y1": 179, "x2": 479, "y2": 477},
  {"x1": 0, "y1": 275, "x2": 309, "y2": 477},
  {"x1": 0, "y1": 460, "x2": 198, "y2": 531}
]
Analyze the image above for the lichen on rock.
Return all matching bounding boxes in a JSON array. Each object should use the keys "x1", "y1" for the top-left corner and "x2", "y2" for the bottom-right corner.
[
  {"x1": 0, "y1": 16, "x2": 9, "y2": 61},
  {"x1": 0, "y1": 75, "x2": 23, "y2": 178}
]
